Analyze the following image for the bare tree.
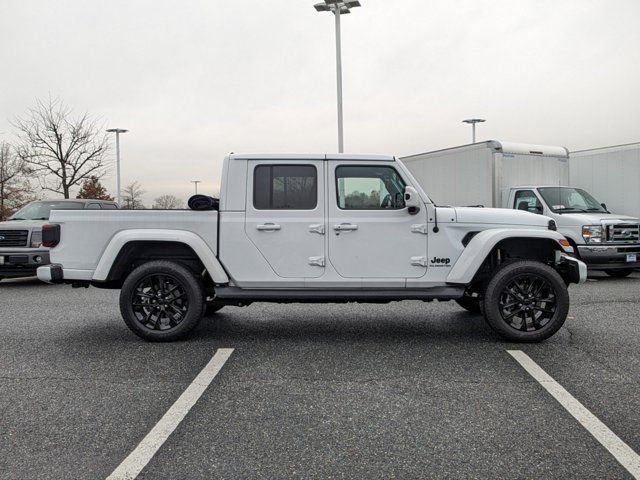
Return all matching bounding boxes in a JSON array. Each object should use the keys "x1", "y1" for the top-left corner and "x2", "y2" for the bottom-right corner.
[
  {"x1": 153, "y1": 194, "x2": 183, "y2": 210},
  {"x1": 122, "y1": 180, "x2": 145, "y2": 209},
  {"x1": 13, "y1": 97, "x2": 109, "y2": 199},
  {"x1": 0, "y1": 141, "x2": 38, "y2": 221}
]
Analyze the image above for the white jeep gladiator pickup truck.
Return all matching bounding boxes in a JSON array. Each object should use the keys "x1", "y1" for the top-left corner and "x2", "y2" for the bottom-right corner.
[{"x1": 37, "y1": 153, "x2": 586, "y2": 342}]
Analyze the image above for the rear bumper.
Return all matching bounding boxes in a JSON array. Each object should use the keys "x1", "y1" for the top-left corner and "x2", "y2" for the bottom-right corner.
[
  {"x1": 37, "y1": 264, "x2": 64, "y2": 284},
  {"x1": 0, "y1": 249, "x2": 50, "y2": 276},
  {"x1": 577, "y1": 245, "x2": 640, "y2": 270}
]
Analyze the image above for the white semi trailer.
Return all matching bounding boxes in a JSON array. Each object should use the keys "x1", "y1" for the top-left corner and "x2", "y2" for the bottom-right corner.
[
  {"x1": 570, "y1": 142, "x2": 640, "y2": 219},
  {"x1": 402, "y1": 141, "x2": 640, "y2": 276}
]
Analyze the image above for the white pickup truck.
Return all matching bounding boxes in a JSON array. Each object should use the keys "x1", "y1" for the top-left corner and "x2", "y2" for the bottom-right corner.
[
  {"x1": 506, "y1": 186, "x2": 639, "y2": 277},
  {"x1": 38, "y1": 154, "x2": 586, "y2": 342}
]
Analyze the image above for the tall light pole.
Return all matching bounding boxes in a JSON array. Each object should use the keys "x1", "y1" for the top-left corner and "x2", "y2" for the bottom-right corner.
[
  {"x1": 191, "y1": 180, "x2": 201, "y2": 195},
  {"x1": 106, "y1": 128, "x2": 128, "y2": 204},
  {"x1": 462, "y1": 118, "x2": 485, "y2": 143},
  {"x1": 312, "y1": 0, "x2": 361, "y2": 153}
]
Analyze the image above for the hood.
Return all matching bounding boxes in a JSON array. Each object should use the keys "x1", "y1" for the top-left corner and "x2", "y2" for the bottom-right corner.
[
  {"x1": 551, "y1": 213, "x2": 639, "y2": 226},
  {"x1": 0, "y1": 219, "x2": 46, "y2": 230},
  {"x1": 455, "y1": 207, "x2": 552, "y2": 227}
]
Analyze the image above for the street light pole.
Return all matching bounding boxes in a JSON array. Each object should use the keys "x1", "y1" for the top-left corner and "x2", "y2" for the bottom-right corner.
[
  {"x1": 191, "y1": 180, "x2": 201, "y2": 195},
  {"x1": 106, "y1": 128, "x2": 128, "y2": 205},
  {"x1": 335, "y1": 7, "x2": 344, "y2": 153},
  {"x1": 313, "y1": 1, "x2": 361, "y2": 154},
  {"x1": 462, "y1": 118, "x2": 485, "y2": 143}
]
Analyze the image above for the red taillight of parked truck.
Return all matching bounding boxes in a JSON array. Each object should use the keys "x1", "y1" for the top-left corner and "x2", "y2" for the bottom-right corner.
[{"x1": 42, "y1": 224, "x2": 61, "y2": 248}]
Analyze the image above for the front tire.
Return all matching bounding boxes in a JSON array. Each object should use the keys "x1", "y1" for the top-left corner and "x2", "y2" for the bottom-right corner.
[
  {"x1": 119, "y1": 261, "x2": 205, "y2": 342},
  {"x1": 483, "y1": 261, "x2": 569, "y2": 343},
  {"x1": 604, "y1": 269, "x2": 634, "y2": 278}
]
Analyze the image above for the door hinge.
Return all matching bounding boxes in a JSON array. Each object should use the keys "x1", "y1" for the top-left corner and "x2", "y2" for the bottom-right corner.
[
  {"x1": 308, "y1": 256, "x2": 325, "y2": 267},
  {"x1": 411, "y1": 224, "x2": 428, "y2": 234},
  {"x1": 411, "y1": 256, "x2": 428, "y2": 267},
  {"x1": 309, "y1": 224, "x2": 325, "y2": 235}
]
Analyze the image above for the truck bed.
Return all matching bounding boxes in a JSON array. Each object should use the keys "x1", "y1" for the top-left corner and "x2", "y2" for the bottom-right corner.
[{"x1": 48, "y1": 209, "x2": 218, "y2": 273}]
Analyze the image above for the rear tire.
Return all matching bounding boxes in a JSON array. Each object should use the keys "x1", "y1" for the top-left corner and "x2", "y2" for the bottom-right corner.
[
  {"x1": 119, "y1": 260, "x2": 205, "y2": 342},
  {"x1": 604, "y1": 269, "x2": 633, "y2": 278},
  {"x1": 483, "y1": 261, "x2": 569, "y2": 343}
]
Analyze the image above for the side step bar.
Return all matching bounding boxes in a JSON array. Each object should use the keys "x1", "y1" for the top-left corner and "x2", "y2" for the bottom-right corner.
[{"x1": 214, "y1": 286, "x2": 464, "y2": 303}]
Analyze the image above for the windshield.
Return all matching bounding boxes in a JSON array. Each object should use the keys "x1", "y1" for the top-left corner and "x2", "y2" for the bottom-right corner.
[
  {"x1": 9, "y1": 201, "x2": 86, "y2": 220},
  {"x1": 538, "y1": 187, "x2": 607, "y2": 214}
]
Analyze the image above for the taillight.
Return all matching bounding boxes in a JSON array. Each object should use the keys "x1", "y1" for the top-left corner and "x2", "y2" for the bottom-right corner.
[{"x1": 42, "y1": 224, "x2": 61, "y2": 248}]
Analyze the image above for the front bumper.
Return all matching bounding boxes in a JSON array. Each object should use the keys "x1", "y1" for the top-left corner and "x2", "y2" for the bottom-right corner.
[
  {"x1": 577, "y1": 245, "x2": 640, "y2": 270},
  {"x1": 557, "y1": 253, "x2": 588, "y2": 284},
  {"x1": 0, "y1": 249, "x2": 50, "y2": 276}
]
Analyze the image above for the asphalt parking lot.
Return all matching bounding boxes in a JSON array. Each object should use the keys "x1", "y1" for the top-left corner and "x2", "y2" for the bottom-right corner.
[{"x1": 0, "y1": 272, "x2": 638, "y2": 479}]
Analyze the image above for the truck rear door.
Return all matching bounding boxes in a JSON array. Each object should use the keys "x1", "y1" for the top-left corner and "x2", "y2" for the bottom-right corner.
[{"x1": 245, "y1": 161, "x2": 326, "y2": 278}]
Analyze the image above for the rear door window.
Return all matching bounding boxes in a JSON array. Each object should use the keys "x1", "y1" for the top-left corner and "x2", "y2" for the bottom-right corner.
[{"x1": 254, "y1": 165, "x2": 317, "y2": 210}]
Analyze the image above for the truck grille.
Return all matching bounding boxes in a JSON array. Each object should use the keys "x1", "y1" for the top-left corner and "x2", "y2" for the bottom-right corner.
[
  {"x1": 606, "y1": 224, "x2": 640, "y2": 244},
  {"x1": 0, "y1": 230, "x2": 29, "y2": 247}
]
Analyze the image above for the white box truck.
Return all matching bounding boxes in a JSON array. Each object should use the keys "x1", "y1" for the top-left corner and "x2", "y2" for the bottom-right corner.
[
  {"x1": 402, "y1": 141, "x2": 640, "y2": 276},
  {"x1": 570, "y1": 142, "x2": 640, "y2": 219}
]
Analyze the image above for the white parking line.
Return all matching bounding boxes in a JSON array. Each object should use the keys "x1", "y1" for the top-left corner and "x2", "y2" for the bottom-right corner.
[
  {"x1": 508, "y1": 350, "x2": 640, "y2": 479},
  {"x1": 106, "y1": 348, "x2": 234, "y2": 480}
]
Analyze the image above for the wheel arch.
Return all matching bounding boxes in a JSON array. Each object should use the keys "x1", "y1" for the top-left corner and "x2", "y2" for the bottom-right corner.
[
  {"x1": 92, "y1": 229, "x2": 229, "y2": 287},
  {"x1": 447, "y1": 228, "x2": 572, "y2": 285}
]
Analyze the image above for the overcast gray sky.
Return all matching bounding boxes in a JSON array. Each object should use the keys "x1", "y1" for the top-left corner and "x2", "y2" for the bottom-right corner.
[{"x1": 1, "y1": 0, "x2": 639, "y2": 203}]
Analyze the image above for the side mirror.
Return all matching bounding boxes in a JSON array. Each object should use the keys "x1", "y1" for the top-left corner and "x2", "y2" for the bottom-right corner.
[
  {"x1": 601, "y1": 203, "x2": 607, "y2": 210},
  {"x1": 404, "y1": 186, "x2": 421, "y2": 215}
]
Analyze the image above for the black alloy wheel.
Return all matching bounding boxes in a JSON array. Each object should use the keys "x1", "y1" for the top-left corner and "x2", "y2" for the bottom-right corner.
[
  {"x1": 120, "y1": 260, "x2": 205, "y2": 341},
  {"x1": 132, "y1": 274, "x2": 189, "y2": 331},
  {"x1": 483, "y1": 260, "x2": 569, "y2": 342},
  {"x1": 498, "y1": 274, "x2": 557, "y2": 332}
]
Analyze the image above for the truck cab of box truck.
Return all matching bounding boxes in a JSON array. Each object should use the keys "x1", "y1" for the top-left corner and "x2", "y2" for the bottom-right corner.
[{"x1": 506, "y1": 186, "x2": 640, "y2": 277}]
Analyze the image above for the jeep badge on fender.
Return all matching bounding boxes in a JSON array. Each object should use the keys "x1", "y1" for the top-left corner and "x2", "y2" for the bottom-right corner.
[{"x1": 430, "y1": 257, "x2": 451, "y2": 266}]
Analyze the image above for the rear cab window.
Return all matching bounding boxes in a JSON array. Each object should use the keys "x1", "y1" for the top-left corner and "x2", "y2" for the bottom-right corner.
[{"x1": 253, "y1": 165, "x2": 317, "y2": 210}]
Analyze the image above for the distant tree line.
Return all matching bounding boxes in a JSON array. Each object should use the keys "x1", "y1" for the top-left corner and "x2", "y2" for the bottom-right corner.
[{"x1": 0, "y1": 97, "x2": 185, "y2": 219}]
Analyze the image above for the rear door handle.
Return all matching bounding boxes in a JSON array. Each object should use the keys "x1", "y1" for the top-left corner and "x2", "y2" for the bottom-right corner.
[
  {"x1": 257, "y1": 223, "x2": 281, "y2": 231},
  {"x1": 333, "y1": 223, "x2": 358, "y2": 232}
]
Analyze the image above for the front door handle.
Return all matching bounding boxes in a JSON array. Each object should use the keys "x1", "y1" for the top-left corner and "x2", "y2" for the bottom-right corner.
[
  {"x1": 257, "y1": 223, "x2": 281, "y2": 231},
  {"x1": 333, "y1": 223, "x2": 358, "y2": 232}
]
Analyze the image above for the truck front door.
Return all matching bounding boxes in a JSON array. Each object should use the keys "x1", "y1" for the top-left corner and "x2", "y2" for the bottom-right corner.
[
  {"x1": 245, "y1": 161, "x2": 326, "y2": 278},
  {"x1": 327, "y1": 162, "x2": 428, "y2": 283}
]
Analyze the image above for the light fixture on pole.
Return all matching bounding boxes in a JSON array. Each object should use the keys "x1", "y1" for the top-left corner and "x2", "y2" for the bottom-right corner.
[
  {"x1": 106, "y1": 128, "x2": 129, "y2": 205},
  {"x1": 312, "y1": 0, "x2": 362, "y2": 154},
  {"x1": 462, "y1": 118, "x2": 485, "y2": 143},
  {"x1": 191, "y1": 180, "x2": 201, "y2": 195}
]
